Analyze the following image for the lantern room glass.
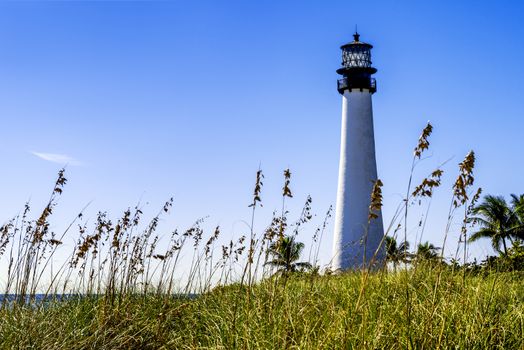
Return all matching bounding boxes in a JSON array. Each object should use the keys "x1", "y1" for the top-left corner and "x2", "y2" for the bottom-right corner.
[{"x1": 341, "y1": 46, "x2": 372, "y2": 69}]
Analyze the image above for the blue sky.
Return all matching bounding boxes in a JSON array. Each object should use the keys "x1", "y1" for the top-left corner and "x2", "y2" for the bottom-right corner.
[{"x1": 1, "y1": 1, "x2": 523, "y2": 267}]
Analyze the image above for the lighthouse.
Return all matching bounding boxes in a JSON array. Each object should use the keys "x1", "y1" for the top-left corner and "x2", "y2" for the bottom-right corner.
[{"x1": 332, "y1": 32, "x2": 384, "y2": 270}]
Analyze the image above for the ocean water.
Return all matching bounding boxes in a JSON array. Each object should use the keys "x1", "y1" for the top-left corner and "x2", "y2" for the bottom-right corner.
[
  {"x1": 0, "y1": 293, "x2": 198, "y2": 306},
  {"x1": 0, "y1": 294, "x2": 79, "y2": 306}
]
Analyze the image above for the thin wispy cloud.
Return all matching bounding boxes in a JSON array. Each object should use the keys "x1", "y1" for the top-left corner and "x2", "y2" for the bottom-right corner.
[{"x1": 31, "y1": 151, "x2": 84, "y2": 166}]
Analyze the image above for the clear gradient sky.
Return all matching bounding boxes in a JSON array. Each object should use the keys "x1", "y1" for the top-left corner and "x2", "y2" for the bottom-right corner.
[{"x1": 1, "y1": 1, "x2": 523, "y2": 269}]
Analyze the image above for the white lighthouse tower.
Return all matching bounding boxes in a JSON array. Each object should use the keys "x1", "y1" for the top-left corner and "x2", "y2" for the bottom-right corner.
[{"x1": 332, "y1": 32, "x2": 384, "y2": 270}]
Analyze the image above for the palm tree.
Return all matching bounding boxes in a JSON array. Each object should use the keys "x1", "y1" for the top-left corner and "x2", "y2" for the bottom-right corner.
[
  {"x1": 267, "y1": 235, "x2": 311, "y2": 273},
  {"x1": 385, "y1": 236, "x2": 411, "y2": 269},
  {"x1": 469, "y1": 195, "x2": 520, "y2": 255},
  {"x1": 416, "y1": 241, "x2": 440, "y2": 261},
  {"x1": 510, "y1": 194, "x2": 524, "y2": 240}
]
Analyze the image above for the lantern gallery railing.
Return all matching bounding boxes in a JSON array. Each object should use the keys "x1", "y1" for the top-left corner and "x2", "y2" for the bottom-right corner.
[{"x1": 337, "y1": 77, "x2": 376, "y2": 94}]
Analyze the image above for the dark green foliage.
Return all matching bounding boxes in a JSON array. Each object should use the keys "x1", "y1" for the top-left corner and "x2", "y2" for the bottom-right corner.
[
  {"x1": 415, "y1": 241, "x2": 440, "y2": 261},
  {"x1": 480, "y1": 241, "x2": 524, "y2": 272},
  {"x1": 267, "y1": 235, "x2": 311, "y2": 273},
  {"x1": 470, "y1": 195, "x2": 522, "y2": 255},
  {"x1": 510, "y1": 194, "x2": 524, "y2": 240},
  {"x1": 385, "y1": 236, "x2": 411, "y2": 266}
]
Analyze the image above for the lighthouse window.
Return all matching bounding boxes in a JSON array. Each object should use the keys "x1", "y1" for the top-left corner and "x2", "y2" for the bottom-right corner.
[{"x1": 342, "y1": 47, "x2": 372, "y2": 68}]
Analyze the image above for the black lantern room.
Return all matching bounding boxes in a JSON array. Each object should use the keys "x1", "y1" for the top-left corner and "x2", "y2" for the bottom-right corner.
[{"x1": 336, "y1": 32, "x2": 377, "y2": 94}]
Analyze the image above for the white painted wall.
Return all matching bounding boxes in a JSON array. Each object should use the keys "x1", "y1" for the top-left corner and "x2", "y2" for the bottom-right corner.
[{"x1": 332, "y1": 89, "x2": 384, "y2": 270}]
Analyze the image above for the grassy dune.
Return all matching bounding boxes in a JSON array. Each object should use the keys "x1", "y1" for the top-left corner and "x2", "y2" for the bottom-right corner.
[
  {"x1": 2, "y1": 124, "x2": 523, "y2": 348},
  {"x1": 1, "y1": 267, "x2": 522, "y2": 349}
]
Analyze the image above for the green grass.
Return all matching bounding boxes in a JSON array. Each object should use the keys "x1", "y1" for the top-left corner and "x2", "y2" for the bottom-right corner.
[{"x1": 1, "y1": 266, "x2": 522, "y2": 349}]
